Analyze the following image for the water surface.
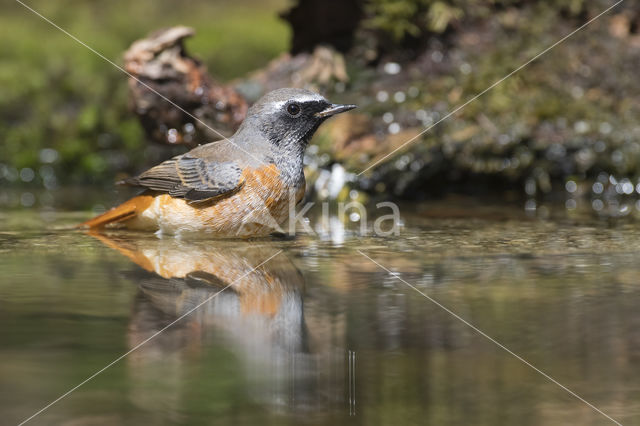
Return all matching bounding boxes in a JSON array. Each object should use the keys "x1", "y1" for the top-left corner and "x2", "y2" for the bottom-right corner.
[{"x1": 1, "y1": 202, "x2": 639, "y2": 425}]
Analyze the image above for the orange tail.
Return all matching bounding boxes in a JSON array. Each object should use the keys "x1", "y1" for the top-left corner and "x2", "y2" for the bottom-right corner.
[{"x1": 78, "y1": 194, "x2": 154, "y2": 229}]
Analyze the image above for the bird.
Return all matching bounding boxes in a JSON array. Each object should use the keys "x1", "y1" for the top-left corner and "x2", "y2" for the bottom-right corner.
[{"x1": 80, "y1": 88, "x2": 356, "y2": 237}]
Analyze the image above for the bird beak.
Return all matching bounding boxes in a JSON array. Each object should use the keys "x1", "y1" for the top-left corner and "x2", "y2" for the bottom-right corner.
[{"x1": 315, "y1": 103, "x2": 357, "y2": 118}]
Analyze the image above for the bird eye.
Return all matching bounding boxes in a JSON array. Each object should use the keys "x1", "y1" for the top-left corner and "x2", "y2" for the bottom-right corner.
[{"x1": 286, "y1": 103, "x2": 301, "y2": 116}]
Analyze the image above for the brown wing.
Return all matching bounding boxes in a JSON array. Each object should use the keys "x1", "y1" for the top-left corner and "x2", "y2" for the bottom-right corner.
[{"x1": 124, "y1": 154, "x2": 245, "y2": 202}]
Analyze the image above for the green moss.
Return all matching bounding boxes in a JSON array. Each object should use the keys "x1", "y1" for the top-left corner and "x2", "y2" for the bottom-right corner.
[{"x1": 363, "y1": 0, "x2": 586, "y2": 42}]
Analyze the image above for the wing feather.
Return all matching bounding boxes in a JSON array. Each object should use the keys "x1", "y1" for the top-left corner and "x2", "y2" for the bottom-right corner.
[{"x1": 125, "y1": 154, "x2": 244, "y2": 202}]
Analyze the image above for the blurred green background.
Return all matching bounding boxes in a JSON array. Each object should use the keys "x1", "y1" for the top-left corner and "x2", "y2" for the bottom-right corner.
[{"x1": 1, "y1": 0, "x2": 289, "y2": 187}]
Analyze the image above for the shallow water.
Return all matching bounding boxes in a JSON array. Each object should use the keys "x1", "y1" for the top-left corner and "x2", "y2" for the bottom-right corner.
[{"x1": 1, "y1": 202, "x2": 639, "y2": 425}]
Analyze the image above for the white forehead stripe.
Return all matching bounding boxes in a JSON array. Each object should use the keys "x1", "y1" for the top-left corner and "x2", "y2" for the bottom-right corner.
[
  {"x1": 270, "y1": 94, "x2": 326, "y2": 109},
  {"x1": 292, "y1": 93, "x2": 326, "y2": 102}
]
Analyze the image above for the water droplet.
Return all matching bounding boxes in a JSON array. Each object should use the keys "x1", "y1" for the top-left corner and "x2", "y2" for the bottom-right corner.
[
  {"x1": 592, "y1": 199, "x2": 604, "y2": 211},
  {"x1": 394, "y1": 155, "x2": 410, "y2": 170},
  {"x1": 20, "y1": 192, "x2": 35, "y2": 207},
  {"x1": 388, "y1": 123, "x2": 401, "y2": 134},
  {"x1": 565, "y1": 180, "x2": 577, "y2": 193},
  {"x1": 20, "y1": 168, "x2": 35, "y2": 183},
  {"x1": 415, "y1": 109, "x2": 428, "y2": 121},
  {"x1": 525, "y1": 179, "x2": 536, "y2": 195},
  {"x1": 594, "y1": 141, "x2": 607, "y2": 153},
  {"x1": 393, "y1": 91, "x2": 406, "y2": 103},
  {"x1": 376, "y1": 91, "x2": 389, "y2": 102},
  {"x1": 571, "y1": 86, "x2": 584, "y2": 99},
  {"x1": 592, "y1": 182, "x2": 604, "y2": 194},
  {"x1": 328, "y1": 163, "x2": 345, "y2": 199},
  {"x1": 460, "y1": 63, "x2": 472, "y2": 74},
  {"x1": 431, "y1": 51, "x2": 443, "y2": 63},
  {"x1": 349, "y1": 212, "x2": 361, "y2": 222},
  {"x1": 167, "y1": 129, "x2": 179, "y2": 144},
  {"x1": 599, "y1": 122, "x2": 612, "y2": 135},
  {"x1": 574, "y1": 121, "x2": 590, "y2": 134},
  {"x1": 611, "y1": 150, "x2": 624, "y2": 164},
  {"x1": 382, "y1": 112, "x2": 394, "y2": 124},
  {"x1": 39, "y1": 148, "x2": 59, "y2": 164},
  {"x1": 565, "y1": 199, "x2": 577, "y2": 210},
  {"x1": 408, "y1": 86, "x2": 419, "y2": 97},
  {"x1": 383, "y1": 62, "x2": 401, "y2": 75},
  {"x1": 615, "y1": 183, "x2": 623, "y2": 194}
]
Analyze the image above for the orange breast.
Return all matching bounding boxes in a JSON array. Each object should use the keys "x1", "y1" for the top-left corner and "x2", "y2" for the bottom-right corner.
[{"x1": 126, "y1": 164, "x2": 303, "y2": 237}]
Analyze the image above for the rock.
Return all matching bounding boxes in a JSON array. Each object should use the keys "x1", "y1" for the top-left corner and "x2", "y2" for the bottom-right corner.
[
  {"x1": 124, "y1": 27, "x2": 248, "y2": 146},
  {"x1": 240, "y1": 46, "x2": 350, "y2": 99}
]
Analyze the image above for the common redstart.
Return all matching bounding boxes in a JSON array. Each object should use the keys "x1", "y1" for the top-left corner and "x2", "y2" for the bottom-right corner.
[{"x1": 81, "y1": 88, "x2": 356, "y2": 237}]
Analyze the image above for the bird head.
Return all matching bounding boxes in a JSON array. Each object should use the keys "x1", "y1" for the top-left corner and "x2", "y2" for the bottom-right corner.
[{"x1": 240, "y1": 88, "x2": 356, "y2": 149}]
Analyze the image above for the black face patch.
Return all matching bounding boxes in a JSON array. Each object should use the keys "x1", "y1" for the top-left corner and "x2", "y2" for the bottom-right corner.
[
  {"x1": 259, "y1": 99, "x2": 331, "y2": 147},
  {"x1": 283, "y1": 100, "x2": 329, "y2": 120}
]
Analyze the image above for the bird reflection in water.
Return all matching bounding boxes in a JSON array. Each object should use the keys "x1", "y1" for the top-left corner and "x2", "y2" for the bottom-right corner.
[{"x1": 88, "y1": 232, "x2": 345, "y2": 420}]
